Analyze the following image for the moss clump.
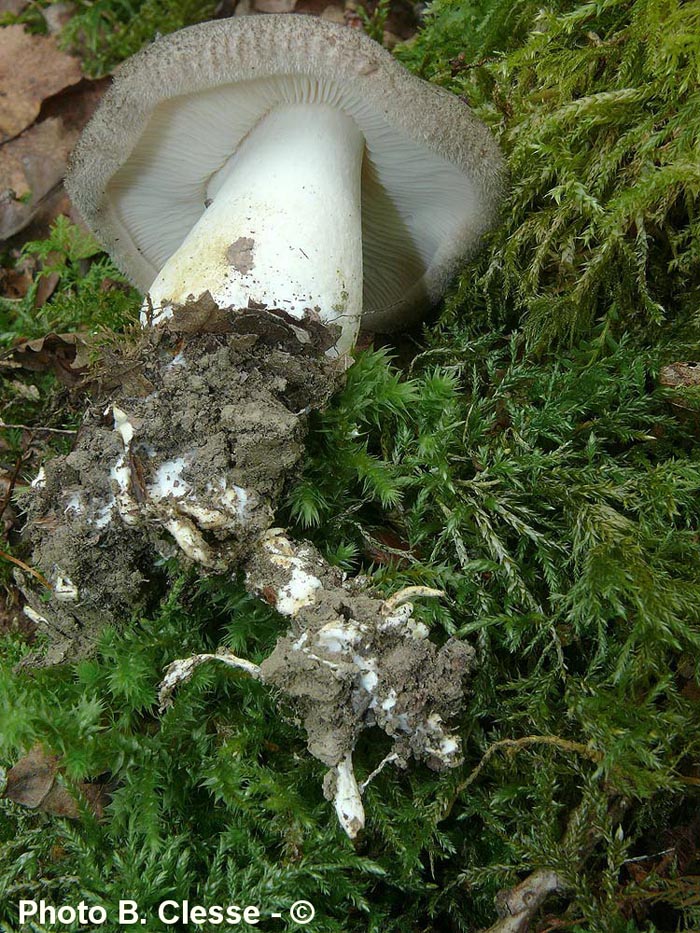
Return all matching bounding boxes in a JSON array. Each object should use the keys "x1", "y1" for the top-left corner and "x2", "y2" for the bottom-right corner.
[
  {"x1": 1, "y1": 1, "x2": 700, "y2": 931},
  {"x1": 398, "y1": 0, "x2": 700, "y2": 351}
]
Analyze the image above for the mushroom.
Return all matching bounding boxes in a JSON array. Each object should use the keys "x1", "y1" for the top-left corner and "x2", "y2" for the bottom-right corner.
[
  {"x1": 23, "y1": 16, "x2": 502, "y2": 835},
  {"x1": 66, "y1": 14, "x2": 504, "y2": 354}
]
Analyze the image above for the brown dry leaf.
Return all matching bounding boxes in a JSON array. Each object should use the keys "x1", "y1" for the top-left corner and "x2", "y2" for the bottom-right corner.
[
  {"x1": 0, "y1": 25, "x2": 82, "y2": 142},
  {"x1": 0, "y1": 260, "x2": 33, "y2": 299},
  {"x1": 168, "y1": 293, "x2": 236, "y2": 335},
  {"x1": 320, "y1": 4, "x2": 346, "y2": 23},
  {"x1": 0, "y1": 118, "x2": 75, "y2": 241},
  {"x1": 8, "y1": 332, "x2": 93, "y2": 385},
  {"x1": 296, "y1": 0, "x2": 339, "y2": 15},
  {"x1": 3, "y1": 744, "x2": 111, "y2": 818},
  {"x1": 39, "y1": 75, "x2": 111, "y2": 134},
  {"x1": 1, "y1": 76, "x2": 109, "y2": 242},
  {"x1": 35, "y1": 271, "x2": 60, "y2": 307}
]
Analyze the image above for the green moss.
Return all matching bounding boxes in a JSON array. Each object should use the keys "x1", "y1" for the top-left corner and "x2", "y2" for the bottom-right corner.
[
  {"x1": 65, "y1": 0, "x2": 218, "y2": 76},
  {"x1": 398, "y1": 0, "x2": 700, "y2": 350},
  {"x1": 2, "y1": 1, "x2": 700, "y2": 930}
]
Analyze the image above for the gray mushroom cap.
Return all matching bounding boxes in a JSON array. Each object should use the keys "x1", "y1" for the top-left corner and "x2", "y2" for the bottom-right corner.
[{"x1": 66, "y1": 15, "x2": 505, "y2": 333}]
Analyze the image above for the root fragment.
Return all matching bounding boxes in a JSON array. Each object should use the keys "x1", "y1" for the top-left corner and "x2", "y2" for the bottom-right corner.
[{"x1": 158, "y1": 650, "x2": 261, "y2": 711}]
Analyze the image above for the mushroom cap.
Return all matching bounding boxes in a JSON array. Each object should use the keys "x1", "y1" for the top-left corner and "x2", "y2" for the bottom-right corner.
[{"x1": 66, "y1": 15, "x2": 505, "y2": 332}]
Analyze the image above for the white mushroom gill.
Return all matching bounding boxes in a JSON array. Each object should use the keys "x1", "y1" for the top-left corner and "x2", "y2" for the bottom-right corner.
[{"x1": 145, "y1": 103, "x2": 365, "y2": 356}]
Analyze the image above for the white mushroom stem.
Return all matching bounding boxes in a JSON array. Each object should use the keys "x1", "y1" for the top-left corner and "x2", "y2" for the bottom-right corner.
[{"x1": 145, "y1": 103, "x2": 365, "y2": 355}]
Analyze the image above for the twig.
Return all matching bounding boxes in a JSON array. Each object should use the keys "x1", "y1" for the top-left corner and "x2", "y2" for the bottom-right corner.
[
  {"x1": 0, "y1": 549, "x2": 53, "y2": 589},
  {"x1": 622, "y1": 847, "x2": 674, "y2": 865},
  {"x1": 0, "y1": 421, "x2": 77, "y2": 435},
  {"x1": 482, "y1": 797, "x2": 630, "y2": 933},
  {"x1": 444, "y1": 735, "x2": 602, "y2": 819},
  {"x1": 488, "y1": 869, "x2": 565, "y2": 933}
]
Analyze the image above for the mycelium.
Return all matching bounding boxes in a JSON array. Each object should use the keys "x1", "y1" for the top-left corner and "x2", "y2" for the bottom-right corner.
[
  {"x1": 159, "y1": 531, "x2": 476, "y2": 838},
  {"x1": 20, "y1": 15, "x2": 503, "y2": 835}
]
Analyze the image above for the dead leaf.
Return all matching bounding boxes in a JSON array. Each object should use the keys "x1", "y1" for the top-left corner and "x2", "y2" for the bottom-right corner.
[
  {"x1": 296, "y1": 0, "x2": 339, "y2": 15},
  {"x1": 0, "y1": 118, "x2": 74, "y2": 241},
  {"x1": 35, "y1": 271, "x2": 60, "y2": 308},
  {"x1": 0, "y1": 25, "x2": 82, "y2": 142},
  {"x1": 1, "y1": 77, "x2": 108, "y2": 242},
  {"x1": 320, "y1": 4, "x2": 346, "y2": 23},
  {"x1": 0, "y1": 259, "x2": 33, "y2": 299},
  {"x1": 8, "y1": 332, "x2": 93, "y2": 385},
  {"x1": 3, "y1": 745, "x2": 111, "y2": 818},
  {"x1": 38, "y1": 75, "x2": 111, "y2": 134}
]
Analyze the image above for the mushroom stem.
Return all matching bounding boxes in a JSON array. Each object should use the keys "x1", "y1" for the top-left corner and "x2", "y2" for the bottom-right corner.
[{"x1": 144, "y1": 103, "x2": 365, "y2": 355}]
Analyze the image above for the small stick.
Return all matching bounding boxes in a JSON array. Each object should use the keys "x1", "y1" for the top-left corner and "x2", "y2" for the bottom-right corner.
[
  {"x1": 0, "y1": 549, "x2": 53, "y2": 590},
  {"x1": 0, "y1": 422, "x2": 77, "y2": 435}
]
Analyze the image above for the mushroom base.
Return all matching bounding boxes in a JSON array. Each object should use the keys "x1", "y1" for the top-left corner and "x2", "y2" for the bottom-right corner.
[
  {"x1": 20, "y1": 297, "x2": 343, "y2": 666},
  {"x1": 161, "y1": 530, "x2": 475, "y2": 839}
]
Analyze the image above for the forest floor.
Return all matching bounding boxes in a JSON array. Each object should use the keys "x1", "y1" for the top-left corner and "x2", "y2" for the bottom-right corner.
[{"x1": 1, "y1": 1, "x2": 700, "y2": 932}]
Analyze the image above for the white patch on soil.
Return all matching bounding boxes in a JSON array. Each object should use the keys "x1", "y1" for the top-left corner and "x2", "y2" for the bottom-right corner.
[
  {"x1": 31, "y1": 467, "x2": 46, "y2": 489},
  {"x1": 94, "y1": 499, "x2": 116, "y2": 529},
  {"x1": 276, "y1": 565, "x2": 323, "y2": 616},
  {"x1": 149, "y1": 458, "x2": 188, "y2": 499},
  {"x1": 54, "y1": 573, "x2": 79, "y2": 602},
  {"x1": 261, "y1": 535, "x2": 323, "y2": 616},
  {"x1": 315, "y1": 622, "x2": 360, "y2": 654}
]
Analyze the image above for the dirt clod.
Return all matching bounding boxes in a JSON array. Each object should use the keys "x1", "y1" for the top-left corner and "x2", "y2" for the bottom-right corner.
[{"x1": 20, "y1": 298, "x2": 342, "y2": 665}]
